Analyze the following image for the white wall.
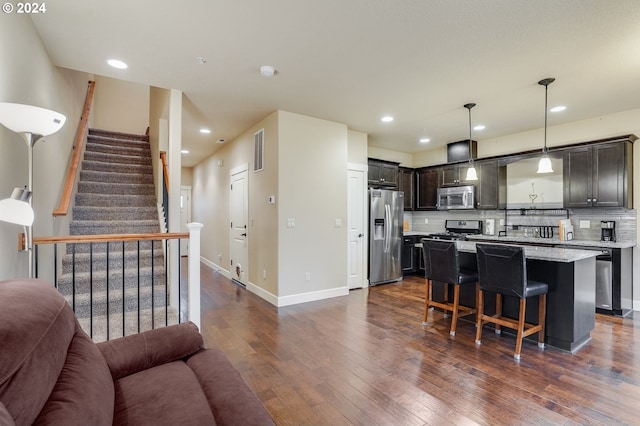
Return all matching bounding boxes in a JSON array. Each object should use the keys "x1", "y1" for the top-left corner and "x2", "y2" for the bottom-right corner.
[
  {"x1": 277, "y1": 111, "x2": 349, "y2": 302},
  {"x1": 92, "y1": 75, "x2": 149, "y2": 134},
  {"x1": 0, "y1": 15, "x2": 90, "y2": 280}
]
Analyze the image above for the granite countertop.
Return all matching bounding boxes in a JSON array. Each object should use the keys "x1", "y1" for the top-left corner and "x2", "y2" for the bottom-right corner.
[
  {"x1": 404, "y1": 231, "x2": 635, "y2": 249},
  {"x1": 454, "y1": 240, "x2": 602, "y2": 263},
  {"x1": 466, "y1": 234, "x2": 635, "y2": 249}
]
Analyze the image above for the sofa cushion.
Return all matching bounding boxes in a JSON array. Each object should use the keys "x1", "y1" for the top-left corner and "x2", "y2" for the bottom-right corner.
[
  {"x1": 0, "y1": 279, "x2": 77, "y2": 426},
  {"x1": 113, "y1": 361, "x2": 216, "y2": 426},
  {"x1": 98, "y1": 322, "x2": 203, "y2": 381},
  {"x1": 187, "y1": 349, "x2": 274, "y2": 426},
  {"x1": 0, "y1": 401, "x2": 15, "y2": 426},
  {"x1": 32, "y1": 325, "x2": 114, "y2": 426}
]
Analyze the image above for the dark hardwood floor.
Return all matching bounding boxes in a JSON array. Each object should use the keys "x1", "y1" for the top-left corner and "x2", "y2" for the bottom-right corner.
[{"x1": 197, "y1": 264, "x2": 640, "y2": 425}]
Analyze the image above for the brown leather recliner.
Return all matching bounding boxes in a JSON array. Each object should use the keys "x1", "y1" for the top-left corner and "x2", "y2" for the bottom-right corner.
[{"x1": 0, "y1": 279, "x2": 274, "y2": 426}]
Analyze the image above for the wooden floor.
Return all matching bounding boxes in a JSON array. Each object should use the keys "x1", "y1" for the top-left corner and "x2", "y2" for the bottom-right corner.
[{"x1": 197, "y1": 265, "x2": 640, "y2": 426}]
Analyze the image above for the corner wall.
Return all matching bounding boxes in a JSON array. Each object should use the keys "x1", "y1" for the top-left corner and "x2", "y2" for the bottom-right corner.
[{"x1": 0, "y1": 15, "x2": 91, "y2": 280}]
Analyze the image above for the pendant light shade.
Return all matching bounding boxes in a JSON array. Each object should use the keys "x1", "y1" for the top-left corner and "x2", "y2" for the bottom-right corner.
[
  {"x1": 464, "y1": 103, "x2": 478, "y2": 181},
  {"x1": 537, "y1": 78, "x2": 555, "y2": 174}
]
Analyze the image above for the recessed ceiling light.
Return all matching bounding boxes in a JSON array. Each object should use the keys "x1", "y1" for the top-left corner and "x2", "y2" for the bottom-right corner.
[
  {"x1": 474, "y1": 125, "x2": 486, "y2": 131},
  {"x1": 196, "y1": 57, "x2": 207, "y2": 64},
  {"x1": 419, "y1": 138, "x2": 430, "y2": 143},
  {"x1": 550, "y1": 105, "x2": 567, "y2": 113},
  {"x1": 216, "y1": 138, "x2": 226, "y2": 144},
  {"x1": 200, "y1": 128, "x2": 211, "y2": 134},
  {"x1": 181, "y1": 150, "x2": 189, "y2": 154},
  {"x1": 107, "y1": 59, "x2": 128, "y2": 69},
  {"x1": 381, "y1": 116, "x2": 394, "y2": 123}
]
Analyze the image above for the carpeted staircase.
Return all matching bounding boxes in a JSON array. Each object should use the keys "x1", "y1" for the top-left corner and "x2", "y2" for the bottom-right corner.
[{"x1": 57, "y1": 128, "x2": 177, "y2": 341}]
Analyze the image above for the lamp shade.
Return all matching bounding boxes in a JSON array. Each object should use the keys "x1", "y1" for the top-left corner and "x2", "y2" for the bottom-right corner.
[
  {"x1": 0, "y1": 102, "x2": 66, "y2": 136},
  {"x1": 537, "y1": 155, "x2": 554, "y2": 174},
  {"x1": 465, "y1": 166, "x2": 478, "y2": 181},
  {"x1": 0, "y1": 198, "x2": 34, "y2": 226}
]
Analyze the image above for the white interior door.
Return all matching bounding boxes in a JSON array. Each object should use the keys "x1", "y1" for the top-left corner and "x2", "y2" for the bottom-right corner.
[
  {"x1": 230, "y1": 166, "x2": 249, "y2": 285},
  {"x1": 180, "y1": 186, "x2": 191, "y2": 255},
  {"x1": 347, "y1": 167, "x2": 367, "y2": 289}
]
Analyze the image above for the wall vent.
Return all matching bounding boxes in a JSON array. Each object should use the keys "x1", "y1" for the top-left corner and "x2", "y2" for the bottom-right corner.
[{"x1": 254, "y1": 129, "x2": 264, "y2": 172}]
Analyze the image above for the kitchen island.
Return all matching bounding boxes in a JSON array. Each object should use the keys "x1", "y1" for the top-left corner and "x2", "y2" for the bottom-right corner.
[{"x1": 439, "y1": 240, "x2": 599, "y2": 352}]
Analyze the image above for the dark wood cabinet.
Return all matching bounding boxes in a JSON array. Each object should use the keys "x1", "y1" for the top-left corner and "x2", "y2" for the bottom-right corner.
[
  {"x1": 402, "y1": 236, "x2": 415, "y2": 274},
  {"x1": 563, "y1": 141, "x2": 633, "y2": 208},
  {"x1": 398, "y1": 167, "x2": 415, "y2": 210},
  {"x1": 439, "y1": 164, "x2": 470, "y2": 186},
  {"x1": 368, "y1": 159, "x2": 399, "y2": 187},
  {"x1": 416, "y1": 167, "x2": 439, "y2": 210},
  {"x1": 476, "y1": 159, "x2": 506, "y2": 210}
]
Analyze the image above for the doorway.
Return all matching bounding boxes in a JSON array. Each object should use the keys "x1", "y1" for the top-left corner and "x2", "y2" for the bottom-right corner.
[
  {"x1": 347, "y1": 165, "x2": 367, "y2": 289},
  {"x1": 230, "y1": 165, "x2": 249, "y2": 286}
]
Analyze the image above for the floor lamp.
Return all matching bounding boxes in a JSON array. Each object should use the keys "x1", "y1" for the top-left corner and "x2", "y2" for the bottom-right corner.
[{"x1": 0, "y1": 102, "x2": 66, "y2": 277}]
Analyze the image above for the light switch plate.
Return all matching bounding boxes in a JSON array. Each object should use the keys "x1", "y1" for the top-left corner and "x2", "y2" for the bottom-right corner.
[
  {"x1": 579, "y1": 220, "x2": 590, "y2": 229},
  {"x1": 287, "y1": 218, "x2": 295, "y2": 228}
]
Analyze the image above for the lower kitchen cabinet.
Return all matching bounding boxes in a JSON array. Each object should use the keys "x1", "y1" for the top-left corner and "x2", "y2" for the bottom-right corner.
[{"x1": 402, "y1": 236, "x2": 415, "y2": 274}]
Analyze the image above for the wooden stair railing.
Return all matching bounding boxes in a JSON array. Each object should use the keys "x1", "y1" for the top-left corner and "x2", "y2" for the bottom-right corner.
[
  {"x1": 53, "y1": 80, "x2": 96, "y2": 217},
  {"x1": 160, "y1": 151, "x2": 169, "y2": 194}
]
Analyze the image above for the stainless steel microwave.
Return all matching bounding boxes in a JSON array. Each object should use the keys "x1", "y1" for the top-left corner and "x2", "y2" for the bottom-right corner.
[{"x1": 436, "y1": 185, "x2": 475, "y2": 210}]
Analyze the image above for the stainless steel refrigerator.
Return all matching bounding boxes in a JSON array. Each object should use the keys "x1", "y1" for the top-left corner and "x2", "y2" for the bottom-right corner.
[{"x1": 369, "y1": 189, "x2": 404, "y2": 286}]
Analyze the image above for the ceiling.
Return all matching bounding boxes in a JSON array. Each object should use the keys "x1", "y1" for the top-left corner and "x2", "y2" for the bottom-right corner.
[{"x1": 31, "y1": 0, "x2": 640, "y2": 167}]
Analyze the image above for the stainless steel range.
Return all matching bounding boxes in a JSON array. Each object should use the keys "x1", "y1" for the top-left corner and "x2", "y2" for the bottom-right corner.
[{"x1": 426, "y1": 219, "x2": 483, "y2": 241}]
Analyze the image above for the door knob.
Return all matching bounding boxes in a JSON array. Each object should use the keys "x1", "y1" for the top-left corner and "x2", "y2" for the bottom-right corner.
[
  {"x1": 358, "y1": 233, "x2": 364, "y2": 238},
  {"x1": 241, "y1": 233, "x2": 247, "y2": 237}
]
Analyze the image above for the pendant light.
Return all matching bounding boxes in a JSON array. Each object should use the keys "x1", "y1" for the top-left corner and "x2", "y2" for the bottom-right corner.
[
  {"x1": 537, "y1": 78, "x2": 555, "y2": 174},
  {"x1": 464, "y1": 103, "x2": 478, "y2": 181}
]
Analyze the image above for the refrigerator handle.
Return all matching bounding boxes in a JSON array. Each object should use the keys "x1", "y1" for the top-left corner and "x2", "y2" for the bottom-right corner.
[{"x1": 384, "y1": 204, "x2": 391, "y2": 253}]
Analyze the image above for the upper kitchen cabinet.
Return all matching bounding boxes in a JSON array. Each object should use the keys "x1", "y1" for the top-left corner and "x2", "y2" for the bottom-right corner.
[
  {"x1": 416, "y1": 167, "x2": 439, "y2": 210},
  {"x1": 398, "y1": 167, "x2": 415, "y2": 210},
  {"x1": 368, "y1": 158, "x2": 399, "y2": 187},
  {"x1": 476, "y1": 159, "x2": 506, "y2": 209},
  {"x1": 439, "y1": 163, "x2": 470, "y2": 186},
  {"x1": 563, "y1": 140, "x2": 633, "y2": 208}
]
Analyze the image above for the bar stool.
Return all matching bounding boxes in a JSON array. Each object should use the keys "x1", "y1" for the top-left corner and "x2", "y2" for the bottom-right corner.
[
  {"x1": 474, "y1": 243, "x2": 548, "y2": 360},
  {"x1": 421, "y1": 239, "x2": 479, "y2": 336}
]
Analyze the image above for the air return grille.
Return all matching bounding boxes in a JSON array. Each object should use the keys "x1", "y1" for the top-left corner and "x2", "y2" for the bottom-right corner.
[{"x1": 254, "y1": 129, "x2": 264, "y2": 172}]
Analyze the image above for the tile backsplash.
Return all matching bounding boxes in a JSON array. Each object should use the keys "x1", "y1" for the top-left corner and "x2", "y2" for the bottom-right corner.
[{"x1": 406, "y1": 208, "x2": 637, "y2": 244}]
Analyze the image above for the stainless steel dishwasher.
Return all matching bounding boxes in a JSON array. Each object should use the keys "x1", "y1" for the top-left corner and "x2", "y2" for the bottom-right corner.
[{"x1": 595, "y1": 249, "x2": 613, "y2": 311}]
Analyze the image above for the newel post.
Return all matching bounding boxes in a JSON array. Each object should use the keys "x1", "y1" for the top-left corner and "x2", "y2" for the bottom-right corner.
[{"x1": 187, "y1": 222, "x2": 203, "y2": 329}]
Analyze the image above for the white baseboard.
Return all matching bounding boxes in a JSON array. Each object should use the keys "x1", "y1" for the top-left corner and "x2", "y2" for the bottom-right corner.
[
  {"x1": 633, "y1": 300, "x2": 640, "y2": 312},
  {"x1": 199, "y1": 259, "x2": 350, "y2": 307},
  {"x1": 200, "y1": 257, "x2": 230, "y2": 279},
  {"x1": 276, "y1": 286, "x2": 349, "y2": 307}
]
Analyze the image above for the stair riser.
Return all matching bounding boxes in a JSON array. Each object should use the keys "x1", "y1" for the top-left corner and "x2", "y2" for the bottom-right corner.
[
  {"x1": 87, "y1": 135, "x2": 150, "y2": 149},
  {"x1": 82, "y1": 160, "x2": 152, "y2": 175},
  {"x1": 86, "y1": 143, "x2": 151, "y2": 158},
  {"x1": 78, "y1": 181, "x2": 155, "y2": 195},
  {"x1": 74, "y1": 194, "x2": 157, "y2": 207},
  {"x1": 80, "y1": 170, "x2": 154, "y2": 185},
  {"x1": 64, "y1": 241, "x2": 165, "y2": 254},
  {"x1": 72, "y1": 207, "x2": 158, "y2": 221},
  {"x1": 84, "y1": 151, "x2": 151, "y2": 166},
  {"x1": 67, "y1": 289, "x2": 169, "y2": 318},
  {"x1": 57, "y1": 270, "x2": 167, "y2": 294},
  {"x1": 70, "y1": 224, "x2": 160, "y2": 235},
  {"x1": 61, "y1": 253, "x2": 164, "y2": 274},
  {"x1": 88, "y1": 129, "x2": 149, "y2": 142}
]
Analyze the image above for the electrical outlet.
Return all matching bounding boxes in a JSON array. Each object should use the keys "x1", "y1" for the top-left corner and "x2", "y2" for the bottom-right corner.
[
  {"x1": 579, "y1": 220, "x2": 590, "y2": 229},
  {"x1": 287, "y1": 218, "x2": 295, "y2": 228},
  {"x1": 424, "y1": 218, "x2": 429, "y2": 224},
  {"x1": 305, "y1": 272, "x2": 311, "y2": 281},
  {"x1": 263, "y1": 270, "x2": 267, "y2": 279}
]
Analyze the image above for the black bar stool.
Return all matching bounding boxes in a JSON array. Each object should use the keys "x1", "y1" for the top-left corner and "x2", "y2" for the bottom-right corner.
[
  {"x1": 474, "y1": 243, "x2": 548, "y2": 360},
  {"x1": 421, "y1": 239, "x2": 478, "y2": 336}
]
